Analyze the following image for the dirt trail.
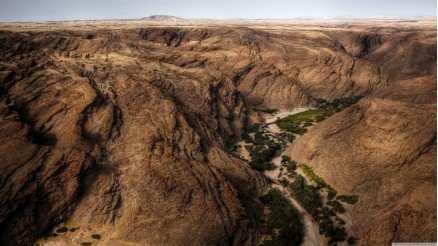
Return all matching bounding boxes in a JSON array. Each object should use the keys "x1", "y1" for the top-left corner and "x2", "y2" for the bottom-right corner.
[{"x1": 262, "y1": 109, "x2": 325, "y2": 246}]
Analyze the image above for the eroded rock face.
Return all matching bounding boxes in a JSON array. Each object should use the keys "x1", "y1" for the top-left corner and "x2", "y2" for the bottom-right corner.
[
  {"x1": 0, "y1": 22, "x2": 436, "y2": 245},
  {"x1": 0, "y1": 30, "x2": 266, "y2": 245},
  {"x1": 289, "y1": 75, "x2": 437, "y2": 244}
]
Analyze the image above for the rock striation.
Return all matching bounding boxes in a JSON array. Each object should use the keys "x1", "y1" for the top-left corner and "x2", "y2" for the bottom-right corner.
[{"x1": 0, "y1": 20, "x2": 436, "y2": 245}]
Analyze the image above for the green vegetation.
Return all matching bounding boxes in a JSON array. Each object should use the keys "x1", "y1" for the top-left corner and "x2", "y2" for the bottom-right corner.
[
  {"x1": 91, "y1": 234, "x2": 101, "y2": 240},
  {"x1": 300, "y1": 164, "x2": 339, "y2": 201},
  {"x1": 281, "y1": 155, "x2": 291, "y2": 163},
  {"x1": 276, "y1": 108, "x2": 334, "y2": 134},
  {"x1": 283, "y1": 162, "x2": 353, "y2": 243},
  {"x1": 246, "y1": 128, "x2": 281, "y2": 171},
  {"x1": 260, "y1": 188, "x2": 304, "y2": 246},
  {"x1": 327, "y1": 200, "x2": 346, "y2": 213},
  {"x1": 318, "y1": 221, "x2": 346, "y2": 244},
  {"x1": 337, "y1": 195, "x2": 359, "y2": 205},
  {"x1": 288, "y1": 175, "x2": 346, "y2": 243},
  {"x1": 276, "y1": 97, "x2": 362, "y2": 135},
  {"x1": 327, "y1": 187, "x2": 337, "y2": 200},
  {"x1": 283, "y1": 161, "x2": 297, "y2": 172},
  {"x1": 289, "y1": 174, "x2": 322, "y2": 216},
  {"x1": 278, "y1": 131, "x2": 295, "y2": 142},
  {"x1": 279, "y1": 178, "x2": 290, "y2": 187},
  {"x1": 299, "y1": 164, "x2": 327, "y2": 188}
]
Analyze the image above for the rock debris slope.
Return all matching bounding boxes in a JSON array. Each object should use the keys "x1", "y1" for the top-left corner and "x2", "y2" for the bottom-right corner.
[{"x1": 0, "y1": 21, "x2": 436, "y2": 245}]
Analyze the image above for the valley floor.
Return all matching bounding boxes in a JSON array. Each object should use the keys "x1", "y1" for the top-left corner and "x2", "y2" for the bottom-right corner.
[{"x1": 236, "y1": 108, "x2": 356, "y2": 246}]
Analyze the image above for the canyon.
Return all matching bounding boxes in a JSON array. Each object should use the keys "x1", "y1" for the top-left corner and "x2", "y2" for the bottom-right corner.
[{"x1": 0, "y1": 18, "x2": 436, "y2": 245}]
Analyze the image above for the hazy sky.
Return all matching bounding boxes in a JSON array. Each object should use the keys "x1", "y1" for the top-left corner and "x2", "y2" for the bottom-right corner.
[{"x1": 0, "y1": 0, "x2": 436, "y2": 22}]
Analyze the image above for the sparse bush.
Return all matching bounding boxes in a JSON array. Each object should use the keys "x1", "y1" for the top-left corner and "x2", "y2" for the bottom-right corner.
[
  {"x1": 327, "y1": 187, "x2": 337, "y2": 200},
  {"x1": 281, "y1": 155, "x2": 291, "y2": 163},
  {"x1": 303, "y1": 121, "x2": 313, "y2": 127},
  {"x1": 327, "y1": 200, "x2": 346, "y2": 213},
  {"x1": 284, "y1": 161, "x2": 297, "y2": 172},
  {"x1": 56, "y1": 227, "x2": 68, "y2": 233},
  {"x1": 91, "y1": 234, "x2": 101, "y2": 240},
  {"x1": 257, "y1": 108, "x2": 279, "y2": 114},
  {"x1": 81, "y1": 243, "x2": 92, "y2": 246},
  {"x1": 279, "y1": 178, "x2": 290, "y2": 187},
  {"x1": 69, "y1": 227, "x2": 79, "y2": 232},
  {"x1": 300, "y1": 164, "x2": 327, "y2": 189},
  {"x1": 315, "y1": 115, "x2": 326, "y2": 122},
  {"x1": 316, "y1": 98, "x2": 327, "y2": 105},
  {"x1": 278, "y1": 131, "x2": 295, "y2": 142},
  {"x1": 85, "y1": 34, "x2": 94, "y2": 39},
  {"x1": 348, "y1": 236, "x2": 357, "y2": 245},
  {"x1": 337, "y1": 195, "x2": 359, "y2": 205},
  {"x1": 336, "y1": 216, "x2": 346, "y2": 225},
  {"x1": 242, "y1": 132, "x2": 252, "y2": 142}
]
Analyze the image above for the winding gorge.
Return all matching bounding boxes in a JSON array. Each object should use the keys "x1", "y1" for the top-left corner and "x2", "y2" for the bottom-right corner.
[{"x1": 0, "y1": 19, "x2": 436, "y2": 245}]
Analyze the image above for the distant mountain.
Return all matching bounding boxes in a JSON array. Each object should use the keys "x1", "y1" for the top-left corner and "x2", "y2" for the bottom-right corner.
[{"x1": 141, "y1": 15, "x2": 185, "y2": 22}]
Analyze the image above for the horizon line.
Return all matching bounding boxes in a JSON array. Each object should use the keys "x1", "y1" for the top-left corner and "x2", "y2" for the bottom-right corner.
[{"x1": 1, "y1": 15, "x2": 436, "y2": 23}]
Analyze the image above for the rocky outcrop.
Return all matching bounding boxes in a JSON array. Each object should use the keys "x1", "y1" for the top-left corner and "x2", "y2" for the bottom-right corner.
[
  {"x1": 0, "y1": 30, "x2": 266, "y2": 245},
  {"x1": 289, "y1": 75, "x2": 437, "y2": 244}
]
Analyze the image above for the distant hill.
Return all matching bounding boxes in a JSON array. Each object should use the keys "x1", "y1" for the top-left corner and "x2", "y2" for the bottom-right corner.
[{"x1": 141, "y1": 15, "x2": 185, "y2": 22}]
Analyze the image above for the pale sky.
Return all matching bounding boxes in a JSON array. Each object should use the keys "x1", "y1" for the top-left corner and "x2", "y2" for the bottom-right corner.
[{"x1": 0, "y1": 0, "x2": 436, "y2": 22}]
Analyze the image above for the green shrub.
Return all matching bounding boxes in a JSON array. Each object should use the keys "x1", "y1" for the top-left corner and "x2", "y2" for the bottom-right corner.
[
  {"x1": 278, "y1": 132, "x2": 295, "y2": 142},
  {"x1": 318, "y1": 219, "x2": 346, "y2": 243},
  {"x1": 242, "y1": 132, "x2": 252, "y2": 142},
  {"x1": 260, "y1": 188, "x2": 304, "y2": 246},
  {"x1": 337, "y1": 195, "x2": 359, "y2": 205},
  {"x1": 315, "y1": 115, "x2": 326, "y2": 122},
  {"x1": 283, "y1": 161, "x2": 297, "y2": 172},
  {"x1": 289, "y1": 175, "x2": 322, "y2": 216},
  {"x1": 327, "y1": 187, "x2": 337, "y2": 200},
  {"x1": 327, "y1": 200, "x2": 346, "y2": 213},
  {"x1": 279, "y1": 178, "x2": 290, "y2": 187},
  {"x1": 91, "y1": 234, "x2": 101, "y2": 240},
  {"x1": 300, "y1": 164, "x2": 327, "y2": 189},
  {"x1": 250, "y1": 161, "x2": 275, "y2": 171},
  {"x1": 316, "y1": 98, "x2": 327, "y2": 104},
  {"x1": 281, "y1": 155, "x2": 291, "y2": 163},
  {"x1": 303, "y1": 121, "x2": 313, "y2": 127},
  {"x1": 247, "y1": 130, "x2": 281, "y2": 171}
]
